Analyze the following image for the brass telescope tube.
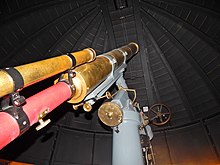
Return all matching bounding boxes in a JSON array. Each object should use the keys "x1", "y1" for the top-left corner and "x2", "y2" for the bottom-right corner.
[
  {"x1": 66, "y1": 42, "x2": 139, "y2": 104},
  {"x1": 0, "y1": 48, "x2": 96, "y2": 98}
]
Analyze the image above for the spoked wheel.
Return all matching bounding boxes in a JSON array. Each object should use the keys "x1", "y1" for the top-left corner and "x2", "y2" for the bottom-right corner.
[{"x1": 148, "y1": 104, "x2": 171, "y2": 126}]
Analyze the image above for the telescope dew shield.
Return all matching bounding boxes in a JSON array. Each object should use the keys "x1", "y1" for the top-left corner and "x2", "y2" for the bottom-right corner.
[
  {"x1": 0, "y1": 82, "x2": 72, "y2": 149},
  {"x1": 0, "y1": 48, "x2": 96, "y2": 98},
  {"x1": 67, "y1": 42, "x2": 139, "y2": 103}
]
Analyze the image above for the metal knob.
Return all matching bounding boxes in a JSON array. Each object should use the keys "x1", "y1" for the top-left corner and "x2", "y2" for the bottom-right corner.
[{"x1": 36, "y1": 109, "x2": 51, "y2": 131}]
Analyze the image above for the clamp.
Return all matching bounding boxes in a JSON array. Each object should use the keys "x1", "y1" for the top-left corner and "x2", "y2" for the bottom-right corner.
[{"x1": 0, "y1": 92, "x2": 30, "y2": 135}]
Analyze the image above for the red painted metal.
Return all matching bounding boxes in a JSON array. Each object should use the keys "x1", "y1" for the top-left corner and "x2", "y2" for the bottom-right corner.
[
  {"x1": 0, "y1": 82, "x2": 72, "y2": 149},
  {"x1": 23, "y1": 82, "x2": 72, "y2": 126},
  {"x1": 0, "y1": 112, "x2": 20, "y2": 149}
]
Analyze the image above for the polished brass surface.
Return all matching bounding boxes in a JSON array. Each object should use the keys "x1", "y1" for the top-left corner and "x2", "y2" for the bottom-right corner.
[
  {"x1": 55, "y1": 43, "x2": 139, "y2": 104},
  {"x1": 38, "y1": 109, "x2": 49, "y2": 119},
  {"x1": 83, "y1": 102, "x2": 92, "y2": 112},
  {"x1": 0, "y1": 70, "x2": 14, "y2": 98},
  {"x1": 16, "y1": 55, "x2": 73, "y2": 87},
  {"x1": 72, "y1": 103, "x2": 83, "y2": 110},
  {"x1": 36, "y1": 109, "x2": 51, "y2": 131},
  {"x1": 36, "y1": 119, "x2": 51, "y2": 131},
  {"x1": 98, "y1": 102, "x2": 123, "y2": 127},
  {"x1": 72, "y1": 48, "x2": 96, "y2": 65},
  {"x1": 0, "y1": 49, "x2": 95, "y2": 98},
  {"x1": 68, "y1": 56, "x2": 113, "y2": 103},
  {"x1": 15, "y1": 48, "x2": 96, "y2": 87}
]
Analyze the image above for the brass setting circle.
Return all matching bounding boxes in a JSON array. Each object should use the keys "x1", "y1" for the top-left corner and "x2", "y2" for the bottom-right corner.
[{"x1": 98, "y1": 102, "x2": 123, "y2": 127}]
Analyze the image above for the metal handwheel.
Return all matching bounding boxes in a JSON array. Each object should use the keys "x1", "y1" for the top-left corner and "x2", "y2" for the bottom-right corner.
[{"x1": 148, "y1": 104, "x2": 171, "y2": 126}]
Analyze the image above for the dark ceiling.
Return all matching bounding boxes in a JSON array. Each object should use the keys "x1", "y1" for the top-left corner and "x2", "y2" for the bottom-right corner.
[{"x1": 0, "y1": 0, "x2": 220, "y2": 164}]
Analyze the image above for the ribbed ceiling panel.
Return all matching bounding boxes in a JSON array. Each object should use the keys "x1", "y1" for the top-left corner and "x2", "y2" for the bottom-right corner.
[
  {"x1": 0, "y1": 0, "x2": 220, "y2": 164},
  {"x1": 0, "y1": 0, "x2": 219, "y2": 133}
]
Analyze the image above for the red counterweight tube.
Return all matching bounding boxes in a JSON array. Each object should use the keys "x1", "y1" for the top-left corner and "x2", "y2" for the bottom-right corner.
[{"x1": 0, "y1": 82, "x2": 72, "y2": 149}]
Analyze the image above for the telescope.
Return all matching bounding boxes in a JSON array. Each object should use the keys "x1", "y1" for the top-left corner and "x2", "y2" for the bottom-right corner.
[
  {"x1": 0, "y1": 48, "x2": 96, "y2": 98},
  {"x1": 0, "y1": 43, "x2": 139, "y2": 150}
]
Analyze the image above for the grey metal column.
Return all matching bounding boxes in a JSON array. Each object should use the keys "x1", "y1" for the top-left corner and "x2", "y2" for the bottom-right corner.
[{"x1": 112, "y1": 77, "x2": 144, "y2": 165}]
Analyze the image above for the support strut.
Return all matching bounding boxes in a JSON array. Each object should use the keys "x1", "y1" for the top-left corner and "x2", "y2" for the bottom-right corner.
[{"x1": 112, "y1": 77, "x2": 144, "y2": 165}]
